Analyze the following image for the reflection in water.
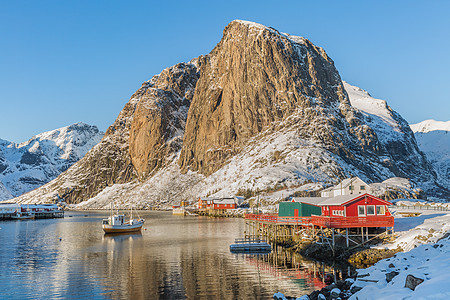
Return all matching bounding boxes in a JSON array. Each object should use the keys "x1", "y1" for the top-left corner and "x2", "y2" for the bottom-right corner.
[{"x1": 0, "y1": 212, "x2": 352, "y2": 299}]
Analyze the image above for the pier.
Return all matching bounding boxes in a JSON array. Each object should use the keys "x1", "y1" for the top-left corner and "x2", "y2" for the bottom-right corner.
[
  {"x1": 0, "y1": 203, "x2": 64, "y2": 220},
  {"x1": 244, "y1": 214, "x2": 394, "y2": 253}
]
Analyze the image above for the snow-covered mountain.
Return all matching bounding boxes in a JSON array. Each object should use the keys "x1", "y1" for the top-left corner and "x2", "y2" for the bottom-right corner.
[
  {"x1": 410, "y1": 120, "x2": 450, "y2": 189},
  {"x1": 0, "y1": 122, "x2": 104, "y2": 199},
  {"x1": 13, "y1": 20, "x2": 446, "y2": 208}
]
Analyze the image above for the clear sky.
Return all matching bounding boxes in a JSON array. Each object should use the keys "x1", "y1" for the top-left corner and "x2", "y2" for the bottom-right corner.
[{"x1": 1, "y1": 0, "x2": 449, "y2": 143}]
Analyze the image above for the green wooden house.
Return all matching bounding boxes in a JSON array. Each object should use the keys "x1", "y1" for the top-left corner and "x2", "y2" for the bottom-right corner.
[{"x1": 278, "y1": 201, "x2": 322, "y2": 217}]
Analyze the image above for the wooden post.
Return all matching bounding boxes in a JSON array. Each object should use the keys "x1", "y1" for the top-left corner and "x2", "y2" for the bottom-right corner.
[
  {"x1": 332, "y1": 228, "x2": 335, "y2": 249},
  {"x1": 361, "y1": 227, "x2": 364, "y2": 242},
  {"x1": 346, "y1": 228, "x2": 349, "y2": 247}
]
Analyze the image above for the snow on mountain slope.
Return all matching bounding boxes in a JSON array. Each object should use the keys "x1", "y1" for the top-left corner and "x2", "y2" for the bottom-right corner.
[
  {"x1": 0, "y1": 123, "x2": 104, "y2": 198},
  {"x1": 0, "y1": 181, "x2": 13, "y2": 201},
  {"x1": 344, "y1": 81, "x2": 405, "y2": 142},
  {"x1": 410, "y1": 120, "x2": 450, "y2": 133},
  {"x1": 410, "y1": 120, "x2": 450, "y2": 188}
]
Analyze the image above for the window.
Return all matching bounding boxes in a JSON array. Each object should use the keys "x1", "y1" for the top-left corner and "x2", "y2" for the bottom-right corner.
[
  {"x1": 377, "y1": 205, "x2": 386, "y2": 215},
  {"x1": 358, "y1": 205, "x2": 365, "y2": 216},
  {"x1": 367, "y1": 205, "x2": 375, "y2": 215},
  {"x1": 360, "y1": 185, "x2": 366, "y2": 190},
  {"x1": 349, "y1": 185, "x2": 354, "y2": 190},
  {"x1": 332, "y1": 210, "x2": 344, "y2": 216}
]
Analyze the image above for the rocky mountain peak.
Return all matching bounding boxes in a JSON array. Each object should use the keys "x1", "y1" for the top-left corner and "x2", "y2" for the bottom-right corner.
[{"x1": 179, "y1": 20, "x2": 351, "y2": 176}]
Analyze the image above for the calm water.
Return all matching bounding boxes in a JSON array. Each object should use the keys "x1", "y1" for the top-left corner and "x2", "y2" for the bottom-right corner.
[{"x1": 0, "y1": 211, "x2": 346, "y2": 299}]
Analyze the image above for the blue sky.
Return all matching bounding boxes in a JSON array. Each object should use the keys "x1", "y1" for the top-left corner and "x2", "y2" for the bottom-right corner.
[{"x1": 1, "y1": 1, "x2": 449, "y2": 142}]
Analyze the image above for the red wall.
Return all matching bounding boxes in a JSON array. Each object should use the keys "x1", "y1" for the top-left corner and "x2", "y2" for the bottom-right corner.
[{"x1": 346, "y1": 195, "x2": 391, "y2": 217}]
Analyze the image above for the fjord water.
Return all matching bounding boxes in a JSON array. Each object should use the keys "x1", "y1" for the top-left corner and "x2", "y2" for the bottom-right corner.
[{"x1": 0, "y1": 211, "x2": 342, "y2": 299}]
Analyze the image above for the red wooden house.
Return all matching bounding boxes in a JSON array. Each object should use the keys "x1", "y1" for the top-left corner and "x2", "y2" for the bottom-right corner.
[{"x1": 198, "y1": 197, "x2": 244, "y2": 210}]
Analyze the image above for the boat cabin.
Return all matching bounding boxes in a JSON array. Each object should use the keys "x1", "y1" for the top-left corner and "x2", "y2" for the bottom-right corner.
[{"x1": 103, "y1": 214, "x2": 125, "y2": 226}]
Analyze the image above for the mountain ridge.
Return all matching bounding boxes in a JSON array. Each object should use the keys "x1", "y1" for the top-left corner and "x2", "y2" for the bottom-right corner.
[
  {"x1": 0, "y1": 122, "x2": 103, "y2": 200},
  {"x1": 10, "y1": 20, "x2": 447, "y2": 207}
]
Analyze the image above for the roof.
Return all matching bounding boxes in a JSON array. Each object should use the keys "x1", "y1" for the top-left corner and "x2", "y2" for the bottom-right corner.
[
  {"x1": 213, "y1": 198, "x2": 237, "y2": 205},
  {"x1": 327, "y1": 177, "x2": 368, "y2": 191},
  {"x1": 316, "y1": 194, "x2": 360, "y2": 206},
  {"x1": 292, "y1": 197, "x2": 324, "y2": 206},
  {"x1": 200, "y1": 197, "x2": 214, "y2": 201}
]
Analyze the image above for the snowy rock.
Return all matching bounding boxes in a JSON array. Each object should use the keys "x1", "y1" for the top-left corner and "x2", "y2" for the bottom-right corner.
[
  {"x1": 404, "y1": 274, "x2": 424, "y2": 291},
  {"x1": 385, "y1": 271, "x2": 399, "y2": 283},
  {"x1": 273, "y1": 292, "x2": 288, "y2": 300},
  {"x1": 330, "y1": 288, "x2": 341, "y2": 299}
]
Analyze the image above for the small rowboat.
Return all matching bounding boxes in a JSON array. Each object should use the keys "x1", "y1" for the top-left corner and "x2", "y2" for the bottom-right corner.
[{"x1": 230, "y1": 238, "x2": 271, "y2": 253}]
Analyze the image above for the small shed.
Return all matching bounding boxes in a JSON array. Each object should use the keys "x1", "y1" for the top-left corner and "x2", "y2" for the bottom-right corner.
[{"x1": 278, "y1": 201, "x2": 321, "y2": 217}]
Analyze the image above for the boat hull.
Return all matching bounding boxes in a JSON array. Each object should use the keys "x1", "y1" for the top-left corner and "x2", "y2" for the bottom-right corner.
[
  {"x1": 102, "y1": 221, "x2": 144, "y2": 233},
  {"x1": 11, "y1": 214, "x2": 35, "y2": 220}
]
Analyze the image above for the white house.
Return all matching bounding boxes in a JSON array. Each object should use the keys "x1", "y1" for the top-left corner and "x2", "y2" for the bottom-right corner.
[{"x1": 321, "y1": 177, "x2": 371, "y2": 197}]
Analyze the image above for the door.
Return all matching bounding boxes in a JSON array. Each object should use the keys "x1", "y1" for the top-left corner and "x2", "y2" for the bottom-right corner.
[{"x1": 294, "y1": 209, "x2": 299, "y2": 217}]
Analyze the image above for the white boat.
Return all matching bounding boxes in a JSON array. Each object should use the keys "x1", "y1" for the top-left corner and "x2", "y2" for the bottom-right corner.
[
  {"x1": 11, "y1": 211, "x2": 35, "y2": 220},
  {"x1": 102, "y1": 204, "x2": 144, "y2": 234}
]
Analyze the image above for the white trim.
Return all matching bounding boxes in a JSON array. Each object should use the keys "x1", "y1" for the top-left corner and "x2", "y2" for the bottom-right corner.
[{"x1": 358, "y1": 205, "x2": 366, "y2": 216}]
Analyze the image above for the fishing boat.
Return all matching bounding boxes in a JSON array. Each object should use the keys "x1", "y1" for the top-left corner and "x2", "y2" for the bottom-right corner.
[
  {"x1": 11, "y1": 211, "x2": 35, "y2": 220},
  {"x1": 102, "y1": 204, "x2": 144, "y2": 234}
]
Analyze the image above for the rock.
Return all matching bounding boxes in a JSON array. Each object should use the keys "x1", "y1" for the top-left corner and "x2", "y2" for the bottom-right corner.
[
  {"x1": 404, "y1": 274, "x2": 424, "y2": 291},
  {"x1": 317, "y1": 294, "x2": 326, "y2": 300},
  {"x1": 296, "y1": 295, "x2": 309, "y2": 300},
  {"x1": 388, "y1": 263, "x2": 395, "y2": 268},
  {"x1": 323, "y1": 283, "x2": 337, "y2": 291},
  {"x1": 330, "y1": 288, "x2": 341, "y2": 299},
  {"x1": 385, "y1": 271, "x2": 399, "y2": 283},
  {"x1": 350, "y1": 286, "x2": 363, "y2": 294},
  {"x1": 273, "y1": 292, "x2": 287, "y2": 300},
  {"x1": 308, "y1": 290, "x2": 320, "y2": 300},
  {"x1": 335, "y1": 280, "x2": 346, "y2": 290}
]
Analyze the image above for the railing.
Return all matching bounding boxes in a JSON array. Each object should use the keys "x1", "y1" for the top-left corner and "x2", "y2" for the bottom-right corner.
[
  {"x1": 245, "y1": 214, "x2": 394, "y2": 228},
  {"x1": 389, "y1": 205, "x2": 450, "y2": 211}
]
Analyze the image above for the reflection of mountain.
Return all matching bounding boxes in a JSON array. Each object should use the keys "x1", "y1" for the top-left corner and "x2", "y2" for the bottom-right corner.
[{"x1": 1, "y1": 212, "x2": 353, "y2": 298}]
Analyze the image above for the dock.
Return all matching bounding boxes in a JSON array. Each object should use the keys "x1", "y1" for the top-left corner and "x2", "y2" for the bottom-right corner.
[
  {"x1": 244, "y1": 214, "x2": 394, "y2": 253},
  {"x1": 0, "y1": 203, "x2": 64, "y2": 220}
]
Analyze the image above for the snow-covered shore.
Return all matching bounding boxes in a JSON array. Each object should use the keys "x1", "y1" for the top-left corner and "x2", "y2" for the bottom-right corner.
[{"x1": 274, "y1": 207, "x2": 450, "y2": 299}]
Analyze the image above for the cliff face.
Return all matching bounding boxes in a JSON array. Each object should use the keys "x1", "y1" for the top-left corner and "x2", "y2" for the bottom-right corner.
[
  {"x1": 129, "y1": 62, "x2": 199, "y2": 178},
  {"x1": 179, "y1": 21, "x2": 353, "y2": 176}
]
